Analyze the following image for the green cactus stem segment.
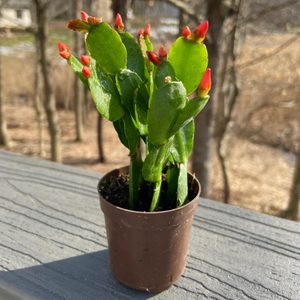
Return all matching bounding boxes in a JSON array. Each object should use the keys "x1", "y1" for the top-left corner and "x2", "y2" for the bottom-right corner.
[
  {"x1": 168, "y1": 37, "x2": 208, "y2": 94},
  {"x1": 149, "y1": 179, "x2": 162, "y2": 212},
  {"x1": 86, "y1": 23, "x2": 127, "y2": 74},
  {"x1": 129, "y1": 143, "x2": 142, "y2": 210},
  {"x1": 166, "y1": 165, "x2": 179, "y2": 206},
  {"x1": 177, "y1": 163, "x2": 188, "y2": 206}
]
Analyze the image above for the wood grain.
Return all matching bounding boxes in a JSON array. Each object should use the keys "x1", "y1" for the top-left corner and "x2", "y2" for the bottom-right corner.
[{"x1": 0, "y1": 150, "x2": 299, "y2": 299}]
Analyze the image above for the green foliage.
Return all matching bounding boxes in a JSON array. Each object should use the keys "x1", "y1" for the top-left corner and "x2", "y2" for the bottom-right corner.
[
  {"x1": 177, "y1": 164, "x2": 188, "y2": 206},
  {"x1": 154, "y1": 61, "x2": 176, "y2": 89},
  {"x1": 86, "y1": 23, "x2": 127, "y2": 74},
  {"x1": 116, "y1": 70, "x2": 149, "y2": 136},
  {"x1": 88, "y1": 62, "x2": 124, "y2": 121},
  {"x1": 169, "y1": 96, "x2": 209, "y2": 137},
  {"x1": 68, "y1": 55, "x2": 89, "y2": 87},
  {"x1": 148, "y1": 82, "x2": 186, "y2": 146},
  {"x1": 65, "y1": 16, "x2": 210, "y2": 211},
  {"x1": 142, "y1": 142, "x2": 171, "y2": 182},
  {"x1": 170, "y1": 121, "x2": 195, "y2": 164},
  {"x1": 168, "y1": 37, "x2": 208, "y2": 94},
  {"x1": 119, "y1": 32, "x2": 145, "y2": 80}
]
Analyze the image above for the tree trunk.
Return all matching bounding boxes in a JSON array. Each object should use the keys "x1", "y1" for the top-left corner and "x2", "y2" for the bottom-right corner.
[
  {"x1": 279, "y1": 145, "x2": 300, "y2": 220},
  {"x1": 34, "y1": 0, "x2": 61, "y2": 162},
  {"x1": 288, "y1": 147, "x2": 300, "y2": 220},
  {"x1": 97, "y1": 115, "x2": 105, "y2": 162},
  {"x1": 33, "y1": 33, "x2": 45, "y2": 157},
  {"x1": 192, "y1": 0, "x2": 226, "y2": 197},
  {"x1": 214, "y1": 0, "x2": 241, "y2": 203},
  {"x1": 111, "y1": 0, "x2": 128, "y2": 21},
  {"x1": 0, "y1": 38, "x2": 10, "y2": 147},
  {"x1": 73, "y1": 0, "x2": 84, "y2": 142}
]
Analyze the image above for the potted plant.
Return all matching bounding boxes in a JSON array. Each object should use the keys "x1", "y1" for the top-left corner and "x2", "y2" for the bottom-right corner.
[{"x1": 58, "y1": 11, "x2": 211, "y2": 293}]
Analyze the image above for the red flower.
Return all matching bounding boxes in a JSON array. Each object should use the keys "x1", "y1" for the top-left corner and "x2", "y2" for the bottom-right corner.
[
  {"x1": 158, "y1": 45, "x2": 167, "y2": 58},
  {"x1": 199, "y1": 68, "x2": 211, "y2": 97},
  {"x1": 82, "y1": 66, "x2": 91, "y2": 78},
  {"x1": 58, "y1": 42, "x2": 71, "y2": 59},
  {"x1": 80, "y1": 55, "x2": 90, "y2": 66},
  {"x1": 58, "y1": 41, "x2": 67, "y2": 52},
  {"x1": 146, "y1": 51, "x2": 160, "y2": 65},
  {"x1": 194, "y1": 20, "x2": 209, "y2": 42},
  {"x1": 81, "y1": 10, "x2": 89, "y2": 22},
  {"x1": 182, "y1": 26, "x2": 191, "y2": 39},
  {"x1": 144, "y1": 24, "x2": 151, "y2": 37},
  {"x1": 114, "y1": 13, "x2": 124, "y2": 31}
]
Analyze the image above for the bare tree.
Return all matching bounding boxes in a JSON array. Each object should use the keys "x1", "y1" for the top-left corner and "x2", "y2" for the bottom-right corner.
[
  {"x1": 73, "y1": 0, "x2": 84, "y2": 142},
  {"x1": 111, "y1": 0, "x2": 128, "y2": 21},
  {"x1": 213, "y1": 0, "x2": 242, "y2": 203},
  {"x1": 287, "y1": 145, "x2": 300, "y2": 220},
  {"x1": 192, "y1": 0, "x2": 227, "y2": 197},
  {"x1": 33, "y1": 33, "x2": 45, "y2": 157},
  {"x1": 0, "y1": 47, "x2": 10, "y2": 147},
  {"x1": 34, "y1": 0, "x2": 61, "y2": 162},
  {"x1": 0, "y1": 6, "x2": 10, "y2": 147},
  {"x1": 279, "y1": 142, "x2": 300, "y2": 221}
]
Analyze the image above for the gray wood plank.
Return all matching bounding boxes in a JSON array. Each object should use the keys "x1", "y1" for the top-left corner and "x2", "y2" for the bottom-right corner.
[{"x1": 0, "y1": 150, "x2": 300, "y2": 300}]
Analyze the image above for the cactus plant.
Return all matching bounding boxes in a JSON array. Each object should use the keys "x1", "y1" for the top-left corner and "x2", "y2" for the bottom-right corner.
[{"x1": 59, "y1": 12, "x2": 211, "y2": 212}]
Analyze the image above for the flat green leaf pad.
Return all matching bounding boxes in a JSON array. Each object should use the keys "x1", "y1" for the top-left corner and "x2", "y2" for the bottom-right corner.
[
  {"x1": 148, "y1": 81, "x2": 186, "y2": 146},
  {"x1": 168, "y1": 37, "x2": 208, "y2": 94},
  {"x1": 87, "y1": 23, "x2": 127, "y2": 74},
  {"x1": 88, "y1": 66, "x2": 124, "y2": 121}
]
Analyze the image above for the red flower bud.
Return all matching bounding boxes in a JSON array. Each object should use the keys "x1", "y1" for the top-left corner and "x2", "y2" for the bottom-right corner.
[
  {"x1": 81, "y1": 10, "x2": 89, "y2": 22},
  {"x1": 182, "y1": 25, "x2": 191, "y2": 39},
  {"x1": 82, "y1": 66, "x2": 91, "y2": 78},
  {"x1": 80, "y1": 54, "x2": 90, "y2": 66},
  {"x1": 137, "y1": 28, "x2": 144, "y2": 38},
  {"x1": 114, "y1": 13, "x2": 124, "y2": 31},
  {"x1": 146, "y1": 51, "x2": 160, "y2": 65},
  {"x1": 199, "y1": 68, "x2": 211, "y2": 97},
  {"x1": 57, "y1": 41, "x2": 67, "y2": 52},
  {"x1": 158, "y1": 45, "x2": 167, "y2": 58},
  {"x1": 59, "y1": 50, "x2": 70, "y2": 59},
  {"x1": 194, "y1": 20, "x2": 209, "y2": 42},
  {"x1": 58, "y1": 42, "x2": 71, "y2": 59},
  {"x1": 144, "y1": 24, "x2": 151, "y2": 37}
]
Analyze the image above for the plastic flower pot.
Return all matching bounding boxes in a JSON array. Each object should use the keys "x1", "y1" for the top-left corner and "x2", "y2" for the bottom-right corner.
[{"x1": 98, "y1": 166, "x2": 200, "y2": 293}]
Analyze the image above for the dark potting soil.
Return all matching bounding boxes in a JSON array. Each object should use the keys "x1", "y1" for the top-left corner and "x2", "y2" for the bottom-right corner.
[{"x1": 98, "y1": 173, "x2": 198, "y2": 212}]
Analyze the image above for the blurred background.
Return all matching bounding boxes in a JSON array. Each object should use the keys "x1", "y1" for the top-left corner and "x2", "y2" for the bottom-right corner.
[{"x1": 0, "y1": 0, "x2": 299, "y2": 220}]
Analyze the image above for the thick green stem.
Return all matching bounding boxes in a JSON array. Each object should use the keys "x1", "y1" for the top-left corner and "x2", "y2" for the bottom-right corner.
[
  {"x1": 166, "y1": 165, "x2": 179, "y2": 205},
  {"x1": 129, "y1": 142, "x2": 142, "y2": 210},
  {"x1": 149, "y1": 179, "x2": 162, "y2": 212},
  {"x1": 177, "y1": 163, "x2": 188, "y2": 207}
]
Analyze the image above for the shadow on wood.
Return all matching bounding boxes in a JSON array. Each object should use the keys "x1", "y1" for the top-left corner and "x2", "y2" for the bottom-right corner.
[{"x1": 0, "y1": 250, "x2": 160, "y2": 299}]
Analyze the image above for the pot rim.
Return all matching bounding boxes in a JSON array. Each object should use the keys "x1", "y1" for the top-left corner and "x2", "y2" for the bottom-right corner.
[{"x1": 97, "y1": 165, "x2": 201, "y2": 215}]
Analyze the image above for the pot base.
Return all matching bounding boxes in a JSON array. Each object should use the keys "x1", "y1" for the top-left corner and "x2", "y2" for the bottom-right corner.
[{"x1": 99, "y1": 166, "x2": 200, "y2": 293}]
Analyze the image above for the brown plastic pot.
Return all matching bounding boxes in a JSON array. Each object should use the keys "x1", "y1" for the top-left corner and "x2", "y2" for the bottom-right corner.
[{"x1": 98, "y1": 166, "x2": 200, "y2": 293}]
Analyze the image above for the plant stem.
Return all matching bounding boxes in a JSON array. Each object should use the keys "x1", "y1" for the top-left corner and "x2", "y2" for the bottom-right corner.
[
  {"x1": 166, "y1": 165, "x2": 179, "y2": 205},
  {"x1": 149, "y1": 179, "x2": 162, "y2": 212},
  {"x1": 129, "y1": 142, "x2": 142, "y2": 210},
  {"x1": 177, "y1": 163, "x2": 188, "y2": 207}
]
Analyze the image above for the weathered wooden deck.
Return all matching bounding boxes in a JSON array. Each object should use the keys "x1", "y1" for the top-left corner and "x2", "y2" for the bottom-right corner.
[{"x1": 0, "y1": 150, "x2": 299, "y2": 299}]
